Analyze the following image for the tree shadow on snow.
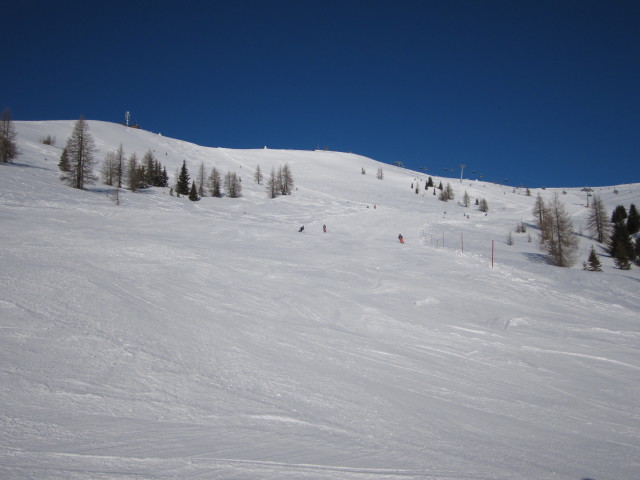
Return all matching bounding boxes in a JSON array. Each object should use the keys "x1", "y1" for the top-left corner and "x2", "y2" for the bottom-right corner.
[
  {"x1": 1, "y1": 161, "x2": 51, "y2": 171},
  {"x1": 523, "y1": 252, "x2": 550, "y2": 264},
  {"x1": 88, "y1": 187, "x2": 118, "y2": 195}
]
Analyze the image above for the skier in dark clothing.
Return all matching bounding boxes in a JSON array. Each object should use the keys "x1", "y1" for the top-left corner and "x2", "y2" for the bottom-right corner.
[
  {"x1": 298, "y1": 226, "x2": 304, "y2": 233},
  {"x1": 323, "y1": 224, "x2": 327, "y2": 233},
  {"x1": 398, "y1": 233, "x2": 404, "y2": 244}
]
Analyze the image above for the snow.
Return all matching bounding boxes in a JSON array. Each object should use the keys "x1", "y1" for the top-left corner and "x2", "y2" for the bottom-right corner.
[{"x1": 1, "y1": 120, "x2": 639, "y2": 479}]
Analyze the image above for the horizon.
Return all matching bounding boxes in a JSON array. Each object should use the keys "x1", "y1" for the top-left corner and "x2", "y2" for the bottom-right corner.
[{"x1": 3, "y1": 0, "x2": 639, "y2": 189}]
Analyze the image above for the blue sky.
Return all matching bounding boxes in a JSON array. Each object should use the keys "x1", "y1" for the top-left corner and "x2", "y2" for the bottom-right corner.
[{"x1": 4, "y1": 0, "x2": 639, "y2": 188}]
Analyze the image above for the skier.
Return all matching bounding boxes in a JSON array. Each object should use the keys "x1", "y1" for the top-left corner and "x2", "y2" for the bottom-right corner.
[
  {"x1": 323, "y1": 224, "x2": 327, "y2": 233},
  {"x1": 398, "y1": 233, "x2": 404, "y2": 244},
  {"x1": 298, "y1": 226, "x2": 304, "y2": 233}
]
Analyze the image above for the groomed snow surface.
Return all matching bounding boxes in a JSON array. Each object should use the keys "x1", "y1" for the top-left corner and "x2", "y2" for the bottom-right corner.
[{"x1": 1, "y1": 121, "x2": 639, "y2": 479}]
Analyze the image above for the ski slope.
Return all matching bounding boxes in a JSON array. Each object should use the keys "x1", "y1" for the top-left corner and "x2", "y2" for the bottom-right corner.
[{"x1": 1, "y1": 120, "x2": 639, "y2": 479}]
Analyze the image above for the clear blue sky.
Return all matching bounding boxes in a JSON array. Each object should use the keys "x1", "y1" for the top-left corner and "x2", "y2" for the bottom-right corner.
[{"x1": 3, "y1": 0, "x2": 639, "y2": 188}]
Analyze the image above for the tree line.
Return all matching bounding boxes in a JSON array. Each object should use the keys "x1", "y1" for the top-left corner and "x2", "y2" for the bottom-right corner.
[
  {"x1": 533, "y1": 191, "x2": 640, "y2": 270},
  {"x1": 52, "y1": 117, "x2": 296, "y2": 202},
  {"x1": 5, "y1": 114, "x2": 637, "y2": 270}
]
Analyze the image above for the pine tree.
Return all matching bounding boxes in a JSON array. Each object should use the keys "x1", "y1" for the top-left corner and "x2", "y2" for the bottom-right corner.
[
  {"x1": 463, "y1": 191, "x2": 470, "y2": 207},
  {"x1": 611, "y1": 205, "x2": 628, "y2": 225},
  {"x1": 445, "y1": 183, "x2": 454, "y2": 201},
  {"x1": 439, "y1": 182, "x2": 454, "y2": 202},
  {"x1": 208, "y1": 166, "x2": 221, "y2": 197},
  {"x1": 176, "y1": 160, "x2": 190, "y2": 196},
  {"x1": 197, "y1": 162, "x2": 206, "y2": 197},
  {"x1": 142, "y1": 150, "x2": 156, "y2": 186},
  {"x1": 58, "y1": 147, "x2": 70, "y2": 172},
  {"x1": 126, "y1": 153, "x2": 140, "y2": 192},
  {"x1": 188, "y1": 180, "x2": 199, "y2": 201},
  {"x1": 538, "y1": 192, "x2": 579, "y2": 267},
  {"x1": 586, "y1": 194, "x2": 609, "y2": 243},
  {"x1": 114, "y1": 144, "x2": 125, "y2": 189},
  {"x1": 626, "y1": 204, "x2": 640, "y2": 234},
  {"x1": 584, "y1": 246, "x2": 602, "y2": 271},
  {"x1": 279, "y1": 163, "x2": 294, "y2": 195},
  {"x1": 613, "y1": 242, "x2": 631, "y2": 270},
  {"x1": 254, "y1": 165, "x2": 263, "y2": 184},
  {"x1": 0, "y1": 108, "x2": 19, "y2": 163},
  {"x1": 532, "y1": 193, "x2": 546, "y2": 228},
  {"x1": 266, "y1": 166, "x2": 278, "y2": 199},
  {"x1": 101, "y1": 150, "x2": 117, "y2": 186},
  {"x1": 224, "y1": 171, "x2": 242, "y2": 198},
  {"x1": 479, "y1": 198, "x2": 489, "y2": 212},
  {"x1": 427, "y1": 177, "x2": 434, "y2": 188},
  {"x1": 609, "y1": 204, "x2": 634, "y2": 265},
  {"x1": 60, "y1": 116, "x2": 97, "y2": 189},
  {"x1": 609, "y1": 221, "x2": 633, "y2": 262},
  {"x1": 161, "y1": 166, "x2": 169, "y2": 187}
]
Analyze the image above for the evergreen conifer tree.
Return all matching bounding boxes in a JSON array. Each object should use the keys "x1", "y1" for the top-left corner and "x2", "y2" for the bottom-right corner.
[
  {"x1": 626, "y1": 204, "x2": 639, "y2": 234},
  {"x1": 142, "y1": 150, "x2": 156, "y2": 186},
  {"x1": 613, "y1": 242, "x2": 631, "y2": 270},
  {"x1": 58, "y1": 147, "x2": 70, "y2": 172},
  {"x1": 584, "y1": 246, "x2": 602, "y2": 271},
  {"x1": 161, "y1": 166, "x2": 169, "y2": 187},
  {"x1": 189, "y1": 180, "x2": 199, "y2": 201},
  {"x1": 611, "y1": 205, "x2": 628, "y2": 225},
  {"x1": 176, "y1": 160, "x2": 190, "y2": 196},
  {"x1": 254, "y1": 165, "x2": 263, "y2": 184},
  {"x1": 609, "y1": 221, "x2": 633, "y2": 262}
]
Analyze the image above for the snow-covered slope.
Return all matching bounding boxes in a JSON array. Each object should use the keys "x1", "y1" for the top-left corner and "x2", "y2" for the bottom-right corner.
[{"x1": 1, "y1": 120, "x2": 639, "y2": 479}]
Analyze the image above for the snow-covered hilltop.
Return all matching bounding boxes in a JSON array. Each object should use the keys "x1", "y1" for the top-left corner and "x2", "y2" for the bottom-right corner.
[{"x1": 1, "y1": 120, "x2": 639, "y2": 479}]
